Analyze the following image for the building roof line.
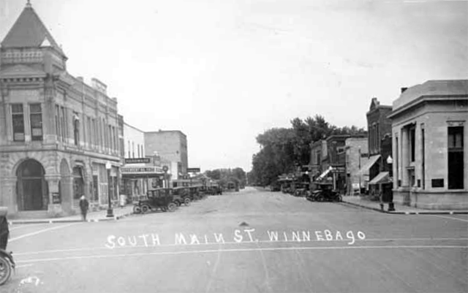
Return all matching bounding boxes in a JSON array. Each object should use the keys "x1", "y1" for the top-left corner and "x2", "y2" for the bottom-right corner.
[
  {"x1": 388, "y1": 95, "x2": 468, "y2": 119},
  {"x1": 366, "y1": 105, "x2": 392, "y2": 115},
  {"x1": 1, "y1": 2, "x2": 65, "y2": 56},
  {"x1": 145, "y1": 130, "x2": 186, "y2": 136},
  {"x1": 124, "y1": 122, "x2": 145, "y2": 133}
]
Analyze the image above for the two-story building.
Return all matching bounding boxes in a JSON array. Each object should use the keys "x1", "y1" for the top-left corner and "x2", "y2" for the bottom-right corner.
[
  {"x1": 309, "y1": 140, "x2": 326, "y2": 180},
  {"x1": 120, "y1": 123, "x2": 150, "y2": 198},
  {"x1": 345, "y1": 136, "x2": 369, "y2": 195},
  {"x1": 388, "y1": 80, "x2": 468, "y2": 209},
  {"x1": 359, "y1": 98, "x2": 393, "y2": 202},
  {"x1": 0, "y1": 3, "x2": 121, "y2": 217}
]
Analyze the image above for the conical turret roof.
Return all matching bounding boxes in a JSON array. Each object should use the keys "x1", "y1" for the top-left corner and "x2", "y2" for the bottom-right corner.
[{"x1": 1, "y1": 2, "x2": 65, "y2": 56}]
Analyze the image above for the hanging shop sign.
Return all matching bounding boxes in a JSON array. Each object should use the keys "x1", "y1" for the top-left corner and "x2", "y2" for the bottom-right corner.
[
  {"x1": 121, "y1": 166, "x2": 164, "y2": 175},
  {"x1": 124, "y1": 158, "x2": 151, "y2": 164}
]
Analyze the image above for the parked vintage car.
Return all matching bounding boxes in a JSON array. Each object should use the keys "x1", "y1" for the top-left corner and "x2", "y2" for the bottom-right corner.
[
  {"x1": 172, "y1": 187, "x2": 192, "y2": 206},
  {"x1": 306, "y1": 182, "x2": 342, "y2": 202},
  {"x1": 293, "y1": 182, "x2": 310, "y2": 197},
  {"x1": 188, "y1": 186, "x2": 203, "y2": 201},
  {"x1": 133, "y1": 188, "x2": 178, "y2": 214},
  {"x1": 206, "y1": 186, "x2": 222, "y2": 195}
]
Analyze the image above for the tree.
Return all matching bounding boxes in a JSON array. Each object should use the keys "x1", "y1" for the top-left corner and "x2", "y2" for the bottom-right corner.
[
  {"x1": 249, "y1": 115, "x2": 366, "y2": 186},
  {"x1": 205, "y1": 168, "x2": 247, "y2": 188},
  {"x1": 248, "y1": 128, "x2": 297, "y2": 186}
]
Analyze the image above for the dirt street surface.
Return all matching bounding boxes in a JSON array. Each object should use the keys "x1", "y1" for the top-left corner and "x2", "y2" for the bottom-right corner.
[{"x1": 4, "y1": 187, "x2": 468, "y2": 293}]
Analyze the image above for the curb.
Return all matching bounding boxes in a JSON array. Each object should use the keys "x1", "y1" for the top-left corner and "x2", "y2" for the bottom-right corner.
[
  {"x1": 341, "y1": 201, "x2": 468, "y2": 215},
  {"x1": 9, "y1": 211, "x2": 134, "y2": 225}
]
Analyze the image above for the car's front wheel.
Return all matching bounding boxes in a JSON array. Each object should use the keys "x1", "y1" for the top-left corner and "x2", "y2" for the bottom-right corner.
[
  {"x1": 167, "y1": 202, "x2": 177, "y2": 212},
  {"x1": 0, "y1": 256, "x2": 12, "y2": 285}
]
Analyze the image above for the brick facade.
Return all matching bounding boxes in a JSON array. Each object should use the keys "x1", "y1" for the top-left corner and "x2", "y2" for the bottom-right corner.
[{"x1": 0, "y1": 4, "x2": 121, "y2": 217}]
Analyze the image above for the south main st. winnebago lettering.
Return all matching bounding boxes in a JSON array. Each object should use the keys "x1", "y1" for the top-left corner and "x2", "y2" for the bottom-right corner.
[{"x1": 105, "y1": 229, "x2": 366, "y2": 249}]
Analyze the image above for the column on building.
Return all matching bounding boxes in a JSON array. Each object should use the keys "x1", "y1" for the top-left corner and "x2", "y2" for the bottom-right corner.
[{"x1": 400, "y1": 127, "x2": 408, "y2": 187}]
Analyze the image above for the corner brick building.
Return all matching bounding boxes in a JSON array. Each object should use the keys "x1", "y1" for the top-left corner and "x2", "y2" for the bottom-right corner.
[{"x1": 0, "y1": 3, "x2": 121, "y2": 217}]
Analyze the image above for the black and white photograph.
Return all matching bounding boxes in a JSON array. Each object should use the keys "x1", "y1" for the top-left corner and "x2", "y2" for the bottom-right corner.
[{"x1": 0, "y1": 0, "x2": 467, "y2": 292}]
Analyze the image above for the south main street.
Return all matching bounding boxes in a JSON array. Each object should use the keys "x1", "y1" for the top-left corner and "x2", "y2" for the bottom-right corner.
[{"x1": 4, "y1": 188, "x2": 468, "y2": 293}]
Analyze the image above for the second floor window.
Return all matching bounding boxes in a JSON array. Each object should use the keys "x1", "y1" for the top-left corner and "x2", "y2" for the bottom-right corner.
[
  {"x1": 12, "y1": 104, "x2": 25, "y2": 142},
  {"x1": 30, "y1": 104, "x2": 43, "y2": 141},
  {"x1": 73, "y1": 112, "x2": 80, "y2": 145}
]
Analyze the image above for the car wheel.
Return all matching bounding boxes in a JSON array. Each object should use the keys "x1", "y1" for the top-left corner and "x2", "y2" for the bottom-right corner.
[
  {"x1": 167, "y1": 202, "x2": 177, "y2": 212},
  {"x1": 141, "y1": 205, "x2": 149, "y2": 214},
  {"x1": 0, "y1": 256, "x2": 12, "y2": 285},
  {"x1": 184, "y1": 197, "x2": 191, "y2": 206},
  {"x1": 133, "y1": 205, "x2": 142, "y2": 214}
]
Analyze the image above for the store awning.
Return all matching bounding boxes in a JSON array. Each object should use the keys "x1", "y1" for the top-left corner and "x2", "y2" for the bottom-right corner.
[
  {"x1": 368, "y1": 172, "x2": 391, "y2": 185},
  {"x1": 317, "y1": 166, "x2": 333, "y2": 181},
  {"x1": 358, "y1": 155, "x2": 380, "y2": 175}
]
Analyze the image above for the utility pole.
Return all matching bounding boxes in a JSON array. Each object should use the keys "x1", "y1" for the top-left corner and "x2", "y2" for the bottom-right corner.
[{"x1": 358, "y1": 147, "x2": 362, "y2": 195}]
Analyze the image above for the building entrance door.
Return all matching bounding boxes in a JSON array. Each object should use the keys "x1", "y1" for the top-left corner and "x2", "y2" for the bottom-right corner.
[
  {"x1": 16, "y1": 159, "x2": 47, "y2": 211},
  {"x1": 23, "y1": 179, "x2": 44, "y2": 210}
]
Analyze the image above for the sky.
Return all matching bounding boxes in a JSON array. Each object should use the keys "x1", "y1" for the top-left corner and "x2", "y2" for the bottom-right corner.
[{"x1": 1, "y1": 0, "x2": 467, "y2": 172}]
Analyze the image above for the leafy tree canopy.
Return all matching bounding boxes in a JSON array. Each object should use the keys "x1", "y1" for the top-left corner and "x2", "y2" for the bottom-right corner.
[
  {"x1": 248, "y1": 115, "x2": 366, "y2": 186},
  {"x1": 204, "y1": 168, "x2": 247, "y2": 188}
]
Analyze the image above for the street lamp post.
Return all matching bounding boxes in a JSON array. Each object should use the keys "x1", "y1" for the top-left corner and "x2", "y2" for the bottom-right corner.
[
  {"x1": 386, "y1": 155, "x2": 395, "y2": 211},
  {"x1": 106, "y1": 161, "x2": 114, "y2": 217}
]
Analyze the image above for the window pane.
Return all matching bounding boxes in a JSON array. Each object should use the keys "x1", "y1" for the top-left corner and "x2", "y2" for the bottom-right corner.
[
  {"x1": 31, "y1": 113, "x2": 43, "y2": 140},
  {"x1": 30, "y1": 104, "x2": 41, "y2": 113},
  {"x1": 12, "y1": 104, "x2": 23, "y2": 113},
  {"x1": 13, "y1": 114, "x2": 25, "y2": 141},
  {"x1": 448, "y1": 127, "x2": 464, "y2": 149},
  {"x1": 13, "y1": 115, "x2": 24, "y2": 130},
  {"x1": 12, "y1": 104, "x2": 25, "y2": 141},
  {"x1": 455, "y1": 133, "x2": 463, "y2": 148},
  {"x1": 31, "y1": 113, "x2": 42, "y2": 127}
]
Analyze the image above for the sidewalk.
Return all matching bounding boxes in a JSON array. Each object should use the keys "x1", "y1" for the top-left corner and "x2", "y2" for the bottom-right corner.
[
  {"x1": 9, "y1": 205, "x2": 135, "y2": 225},
  {"x1": 341, "y1": 196, "x2": 468, "y2": 215}
]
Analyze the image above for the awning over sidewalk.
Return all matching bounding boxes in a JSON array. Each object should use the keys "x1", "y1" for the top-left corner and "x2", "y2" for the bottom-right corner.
[
  {"x1": 368, "y1": 172, "x2": 391, "y2": 185},
  {"x1": 358, "y1": 155, "x2": 380, "y2": 175},
  {"x1": 317, "y1": 166, "x2": 333, "y2": 181}
]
